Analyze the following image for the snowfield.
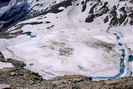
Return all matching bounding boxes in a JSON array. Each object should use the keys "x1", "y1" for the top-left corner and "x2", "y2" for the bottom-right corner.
[
  {"x1": 0, "y1": 0, "x2": 133, "y2": 80},
  {"x1": 1, "y1": 26, "x2": 122, "y2": 79}
]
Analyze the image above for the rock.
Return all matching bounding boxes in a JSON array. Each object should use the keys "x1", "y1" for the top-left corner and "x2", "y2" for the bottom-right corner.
[
  {"x1": 126, "y1": 79, "x2": 133, "y2": 86},
  {"x1": 29, "y1": 80, "x2": 35, "y2": 85},
  {"x1": 0, "y1": 57, "x2": 26, "y2": 69},
  {"x1": 45, "y1": 21, "x2": 51, "y2": 24},
  {"x1": 85, "y1": 14, "x2": 95, "y2": 23},
  {"x1": 10, "y1": 72, "x2": 16, "y2": 76},
  {"x1": 104, "y1": 15, "x2": 109, "y2": 23},
  {"x1": 59, "y1": 47, "x2": 73, "y2": 56},
  {"x1": 0, "y1": 67, "x2": 133, "y2": 89},
  {"x1": 72, "y1": 86, "x2": 81, "y2": 89},
  {"x1": 6, "y1": 58, "x2": 26, "y2": 68},
  {"x1": 0, "y1": 51, "x2": 4, "y2": 59}
]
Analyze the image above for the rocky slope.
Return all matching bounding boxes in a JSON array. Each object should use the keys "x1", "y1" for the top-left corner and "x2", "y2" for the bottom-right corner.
[{"x1": 0, "y1": 66, "x2": 133, "y2": 89}]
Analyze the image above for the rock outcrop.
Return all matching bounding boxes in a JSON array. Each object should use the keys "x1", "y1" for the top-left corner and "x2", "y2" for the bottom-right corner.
[{"x1": 0, "y1": 67, "x2": 133, "y2": 89}]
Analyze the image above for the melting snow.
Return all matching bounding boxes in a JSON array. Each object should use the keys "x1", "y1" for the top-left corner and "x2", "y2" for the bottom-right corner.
[{"x1": 0, "y1": 0, "x2": 133, "y2": 80}]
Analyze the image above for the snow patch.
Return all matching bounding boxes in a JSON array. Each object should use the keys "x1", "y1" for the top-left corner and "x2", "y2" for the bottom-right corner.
[{"x1": 0, "y1": 62, "x2": 14, "y2": 69}]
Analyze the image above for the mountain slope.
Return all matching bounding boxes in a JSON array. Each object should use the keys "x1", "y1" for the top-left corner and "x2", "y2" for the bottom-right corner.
[
  {"x1": 0, "y1": 0, "x2": 72, "y2": 30},
  {"x1": 0, "y1": 0, "x2": 133, "y2": 80}
]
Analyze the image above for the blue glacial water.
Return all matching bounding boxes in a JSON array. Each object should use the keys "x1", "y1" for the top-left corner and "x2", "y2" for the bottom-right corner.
[
  {"x1": 41, "y1": 70, "x2": 56, "y2": 76},
  {"x1": 27, "y1": 34, "x2": 37, "y2": 38},
  {"x1": 29, "y1": 63, "x2": 34, "y2": 67},
  {"x1": 92, "y1": 33, "x2": 128, "y2": 80},
  {"x1": 26, "y1": 32, "x2": 36, "y2": 38},
  {"x1": 118, "y1": 43, "x2": 123, "y2": 46}
]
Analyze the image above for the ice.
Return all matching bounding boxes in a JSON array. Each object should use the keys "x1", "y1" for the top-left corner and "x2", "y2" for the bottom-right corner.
[{"x1": 0, "y1": 0, "x2": 133, "y2": 80}]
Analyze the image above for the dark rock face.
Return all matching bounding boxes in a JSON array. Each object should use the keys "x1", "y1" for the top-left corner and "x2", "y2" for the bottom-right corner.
[
  {"x1": 85, "y1": 14, "x2": 95, "y2": 22},
  {"x1": 104, "y1": 15, "x2": 109, "y2": 23},
  {"x1": 49, "y1": 0, "x2": 72, "y2": 13},
  {"x1": 0, "y1": 51, "x2": 4, "y2": 59},
  {"x1": 82, "y1": 0, "x2": 88, "y2": 12},
  {"x1": 0, "y1": 0, "x2": 10, "y2": 3},
  {"x1": 0, "y1": 1, "x2": 30, "y2": 31},
  {"x1": 83, "y1": 0, "x2": 133, "y2": 28}
]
